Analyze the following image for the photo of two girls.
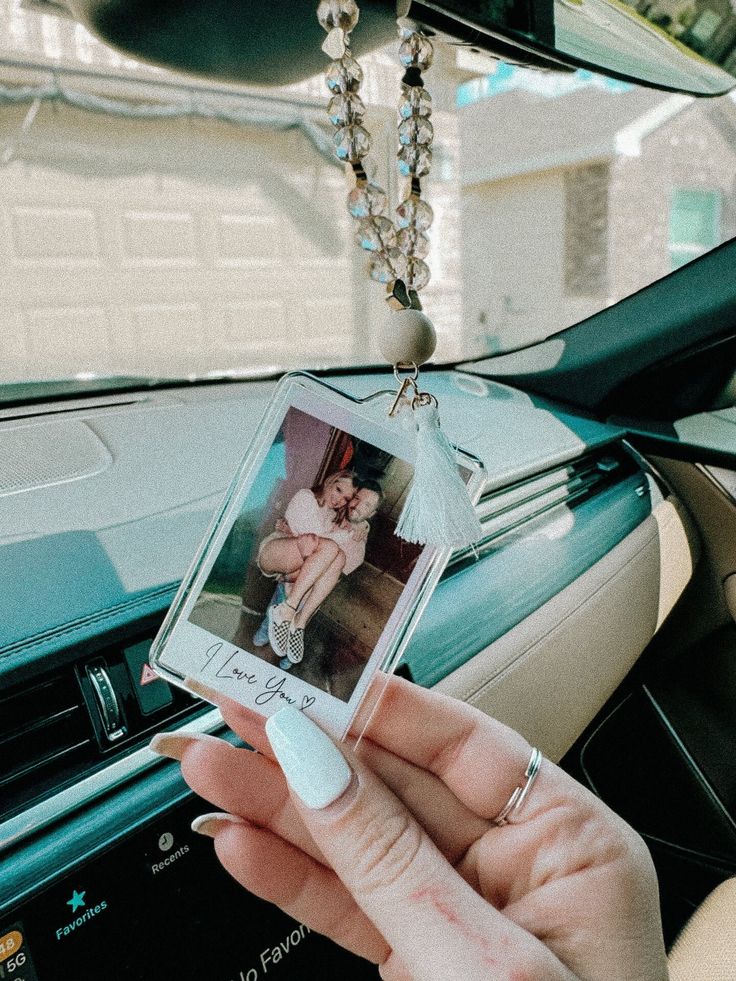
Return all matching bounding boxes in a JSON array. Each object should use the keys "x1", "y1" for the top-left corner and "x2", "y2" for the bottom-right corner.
[{"x1": 188, "y1": 406, "x2": 422, "y2": 702}]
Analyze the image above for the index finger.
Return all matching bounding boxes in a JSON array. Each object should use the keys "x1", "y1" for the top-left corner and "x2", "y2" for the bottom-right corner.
[
  {"x1": 186, "y1": 676, "x2": 272, "y2": 754},
  {"x1": 188, "y1": 673, "x2": 565, "y2": 824}
]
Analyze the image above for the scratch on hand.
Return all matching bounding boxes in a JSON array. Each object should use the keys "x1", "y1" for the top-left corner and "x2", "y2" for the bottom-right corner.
[{"x1": 409, "y1": 884, "x2": 501, "y2": 969}]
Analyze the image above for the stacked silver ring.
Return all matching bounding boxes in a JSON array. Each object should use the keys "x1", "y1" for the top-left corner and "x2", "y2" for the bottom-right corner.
[{"x1": 491, "y1": 748, "x2": 543, "y2": 827}]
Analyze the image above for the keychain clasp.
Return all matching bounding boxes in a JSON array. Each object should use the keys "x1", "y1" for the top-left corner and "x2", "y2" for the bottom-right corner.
[
  {"x1": 388, "y1": 363, "x2": 437, "y2": 416},
  {"x1": 389, "y1": 362, "x2": 419, "y2": 417}
]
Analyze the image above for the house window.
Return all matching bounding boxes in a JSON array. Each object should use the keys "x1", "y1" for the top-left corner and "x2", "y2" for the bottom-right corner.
[
  {"x1": 669, "y1": 188, "x2": 721, "y2": 270},
  {"x1": 564, "y1": 163, "x2": 609, "y2": 296}
]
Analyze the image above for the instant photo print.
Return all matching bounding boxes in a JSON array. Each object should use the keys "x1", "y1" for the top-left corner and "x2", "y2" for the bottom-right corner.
[{"x1": 150, "y1": 374, "x2": 485, "y2": 740}]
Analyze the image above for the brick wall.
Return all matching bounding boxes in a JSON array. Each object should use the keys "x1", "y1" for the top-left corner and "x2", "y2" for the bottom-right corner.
[{"x1": 608, "y1": 101, "x2": 736, "y2": 299}]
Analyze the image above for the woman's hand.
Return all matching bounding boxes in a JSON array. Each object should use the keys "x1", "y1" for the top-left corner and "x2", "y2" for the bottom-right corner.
[
  {"x1": 295, "y1": 532, "x2": 320, "y2": 558},
  {"x1": 152, "y1": 679, "x2": 667, "y2": 981},
  {"x1": 349, "y1": 520, "x2": 370, "y2": 543}
]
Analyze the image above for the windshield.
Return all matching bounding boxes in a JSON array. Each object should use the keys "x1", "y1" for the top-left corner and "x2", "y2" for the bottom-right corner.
[{"x1": 1, "y1": 0, "x2": 734, "y2": 390}]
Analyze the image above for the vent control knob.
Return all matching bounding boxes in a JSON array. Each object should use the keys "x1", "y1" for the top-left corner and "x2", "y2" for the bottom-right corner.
[{"x1": 86, "y1": 661, "x2": 126, "y2": 743}]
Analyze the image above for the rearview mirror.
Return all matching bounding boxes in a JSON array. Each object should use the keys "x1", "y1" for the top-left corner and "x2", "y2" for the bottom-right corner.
[{"x1": 66, "y1": 0, "x2": 736, "y2": 96}]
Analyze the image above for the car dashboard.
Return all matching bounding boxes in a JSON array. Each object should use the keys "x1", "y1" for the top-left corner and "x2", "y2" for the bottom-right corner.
[{"x1": 0, "y1": 369, "x2": 697, "y2": 980}]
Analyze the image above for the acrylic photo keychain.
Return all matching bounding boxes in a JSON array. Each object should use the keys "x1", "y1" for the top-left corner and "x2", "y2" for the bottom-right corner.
[
  {"x1": 151, "y1": 2, "x2": 489, "y2": 740},
  {"x1": 150, "y1": 372, "x2": 486, "y2": 741}
]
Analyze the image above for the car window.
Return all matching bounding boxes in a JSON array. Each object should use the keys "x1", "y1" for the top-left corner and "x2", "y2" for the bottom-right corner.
[{"x1": 0, "y1": 0, "x2": 734, "y2": 389}]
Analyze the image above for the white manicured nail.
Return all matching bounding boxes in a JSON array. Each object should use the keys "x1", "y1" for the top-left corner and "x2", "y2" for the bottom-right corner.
[{"x1": 266, "y1": 707, "x2": 352, "y2": 810}]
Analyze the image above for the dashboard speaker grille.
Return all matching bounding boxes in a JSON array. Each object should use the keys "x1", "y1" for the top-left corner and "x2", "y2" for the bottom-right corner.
[{"x1": 0, "y1": 420, "x2": 112, "y2": 496}]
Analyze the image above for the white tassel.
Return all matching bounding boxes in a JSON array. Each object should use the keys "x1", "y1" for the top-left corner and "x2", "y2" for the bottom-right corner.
[{"x1": 396, "y1": 402, "x2": 484, "y2": 549}]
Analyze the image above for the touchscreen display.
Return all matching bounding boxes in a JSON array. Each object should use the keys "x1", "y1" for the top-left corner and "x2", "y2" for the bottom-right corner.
[{"x1": 2, "y1": 798, "x2": 378, "y2": 981}]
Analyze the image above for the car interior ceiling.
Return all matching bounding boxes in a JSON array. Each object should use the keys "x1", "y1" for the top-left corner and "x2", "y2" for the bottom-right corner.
[{"x1": 2, "y1": 1, "x2": 736, "y2": 978}]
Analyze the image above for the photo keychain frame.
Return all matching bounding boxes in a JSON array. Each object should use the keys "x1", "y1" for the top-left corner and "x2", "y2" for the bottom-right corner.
[
  {"x1": 152, "y1": 1, "x2": 489, "y2": 740},
  {"x1": 150, "y1": 372, "x2": 486, "y2": 741}
]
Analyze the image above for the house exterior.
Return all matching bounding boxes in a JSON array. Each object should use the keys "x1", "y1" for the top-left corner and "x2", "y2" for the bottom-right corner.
[
  {"x1": 459, "y1": 79, "x2": 736, "y2": 352},
  {"x1": 1, "y1": 0, "x2": 733, "y2": 376},
  {"x1": 0, "y1": 2, "x2": 469, "y2": 381}
]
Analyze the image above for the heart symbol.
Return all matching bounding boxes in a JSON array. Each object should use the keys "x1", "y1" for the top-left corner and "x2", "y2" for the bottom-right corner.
[{"x1": 301, "y1": 695, "x2": 316, "y2": 711}]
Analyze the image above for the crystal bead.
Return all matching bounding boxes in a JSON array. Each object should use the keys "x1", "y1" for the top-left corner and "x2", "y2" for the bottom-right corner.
[
  {"x1": 334, "y1": 124, "x2": 371, "y2": 162},
  {"x1": 326, "y1": 56, "x2": 363, "y2": 94},
  {"x1": 355, "y1": 217, "x2": 396, "y2": 252},
  {"x1": 397, "y1": 227, "x2": 430, "y2": 258},
  {"x1": 398, "y1": 85, "x2": 432, "y2": 119},
  {"x1": 396, "y1": 16, "x2": 418, "y2": 40},
  {"x1": 398, "y1": 116, "x2": 433, "y2": 146},
  {"x1": 322, "y1": 27, "x2": 347, "y2": 60},
  {"x1": 327, "y1": 93, "x2": 365, "y2": 127},
  {"x1": 405, "y1": 257, "x2": 431, "y2": 290},
  {"x1": 387, "y1": 247, "x2": 408, "y2": 281},
  {"x1": 368, "y1": 255, "x2": 396, "y2": 284},
  {"x1": 317, "y1": 0, "x2": 359, "y2": 33},
  {"x1": 398, "y1": 145, "x2": 432, "y2": 177},
  {"x1": 347, "y1": 182, "x2": 388, "y2": 218},
  {"x1": 398, "y1": 34, "x2": 434, "y2": 71},
  {"x1": 396, "y1": 196, "x2": 434, "y2": 230}
]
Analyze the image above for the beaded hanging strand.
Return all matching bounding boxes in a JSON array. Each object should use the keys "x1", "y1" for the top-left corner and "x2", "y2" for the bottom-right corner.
[
  {"x1": 318, "y1": 0, "x2": 434, "y2": 313},
  {"x1": 317, "y1": 0, "x2": 484, "y2": 550}
]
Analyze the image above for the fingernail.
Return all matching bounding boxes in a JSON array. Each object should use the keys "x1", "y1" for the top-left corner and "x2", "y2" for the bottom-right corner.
[
  {"x1": 265, "y1": 707, "x2": 352, "y2": 810},
  {"x1": 184, "y1": 675, "x2": 221, "y2": 703},
  {"x1": 149, "y1": 731, "x2": 218, "y2": 761},
  {"x1": 191, "y1": 812, "x2": 246, "y2": 838}
]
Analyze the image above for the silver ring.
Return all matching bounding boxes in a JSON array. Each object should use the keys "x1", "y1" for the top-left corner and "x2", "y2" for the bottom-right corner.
[{"x1": 491, "y1": 747, "x2": 543, "y2": 826}]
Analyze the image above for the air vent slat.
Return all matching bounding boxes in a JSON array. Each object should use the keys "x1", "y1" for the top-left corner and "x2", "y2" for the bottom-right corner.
[
  {"x1": 0, "y1": 670, "x2": 93, "y2": 805},
  {"x1": 0, "y1": 738, "x2": 93, "y2": 790},
  {"x1": 0, "y1": 704, "x2": 81, "y2": 748},
  {"x1": 448, "y1": 446, "x2": 636, "y2": 570},
  {"x1": 476, "y1": 468, "x2": 606, "y2": 526}
]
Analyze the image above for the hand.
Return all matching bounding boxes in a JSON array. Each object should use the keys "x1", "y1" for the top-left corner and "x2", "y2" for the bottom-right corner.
[
  {"x1": 156, "y1": 679, "x2": 667, "y2": 981},
  {"x1": 296, "y1": 533, "x2": 320, "y2": 558},
  {"x1": 275, "y1": 518, "x2": 293, "y2": 535},
  {"x1": 350, "y1": 521, "x2": 369, "y2": 543}
]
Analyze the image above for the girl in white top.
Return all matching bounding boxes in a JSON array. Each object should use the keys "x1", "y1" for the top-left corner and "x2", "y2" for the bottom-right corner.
[
  {"x1": 282, "y1": 488, "x2": 367, "y2": 575},
  {"x1": 257, "y1": 470, "x2": 359, "y2": 663}
]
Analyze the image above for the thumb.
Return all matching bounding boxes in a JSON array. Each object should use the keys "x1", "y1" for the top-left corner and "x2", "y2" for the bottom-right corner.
[{"x1": 265, "y1": 707, "x2": 567, "y2": 981}]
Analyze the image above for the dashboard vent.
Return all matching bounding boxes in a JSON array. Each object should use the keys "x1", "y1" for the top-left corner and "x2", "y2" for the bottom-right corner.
[
  {"x1": 0, "y1": 627, "x2": 206, "y2": 825},
  {"x1": 0, "y1": 394, "x2": 150, "y2": 421},
  {"x1": 0, "y1": 672, "x2": 95, "y2": 821},
  {"x1": 449, "y1": 445, "x2": 643, "y2": 569}
]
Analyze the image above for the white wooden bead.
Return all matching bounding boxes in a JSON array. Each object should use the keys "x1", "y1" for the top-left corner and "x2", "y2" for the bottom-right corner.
[{"x1": 379, "y1": 308, "x2": 437, "y2": 366}]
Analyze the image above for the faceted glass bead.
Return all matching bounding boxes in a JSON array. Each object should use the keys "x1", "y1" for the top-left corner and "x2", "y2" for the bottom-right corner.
[
  {"x1": 347, "y1": 182, "x2": 388, "y2": 218},
  {"x1": 398, "y1": 144, "x2": 432, "y2": 178},
  {"x1": 327, "y1": 93, "x2": 365, "y2": 127},
  {"x1": 317, "y1": 0, "x2": 359, "y2": 33},
  {"x1": 398, "y1": 34, "x2": 434, "y2": 71},
  {"x1": 398, "y1": 85, "x2": 432, "y2": 119},
  {"x1": 355, "y1": 217, "x2": 397, "y2": 252},
  {"x1": 397, "y1": 227, "x2": 430, "y2": 259},
  {"x1": 334, "y1": 124, "x2": 371, "y2": 162},
  {"x1": 396, "y1": 196, "x2": 434, "y2": 230},
  {"x1": 368, "y1": 255, "x2": 396, "y2": 284},
  {"x1": 396, "y1": 16, "x2": 418, "y2": 40},
  {"x1": 405, "y1": 257, "x2": 431, "y2": 290},
  {"x1": 387, "y1": 247, "x2": 408, "y2": 281},
  {"x1": 326, "y1": 56, "x2": 363, "y2": 94},
  {"x1": 398, "y1": 116, "x2": 433, "y2": 146}
]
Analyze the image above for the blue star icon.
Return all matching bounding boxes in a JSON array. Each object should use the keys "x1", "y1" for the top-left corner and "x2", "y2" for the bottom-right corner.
[{"x1": 66, "y1": 890, "x2": 86, "y2": 913}]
